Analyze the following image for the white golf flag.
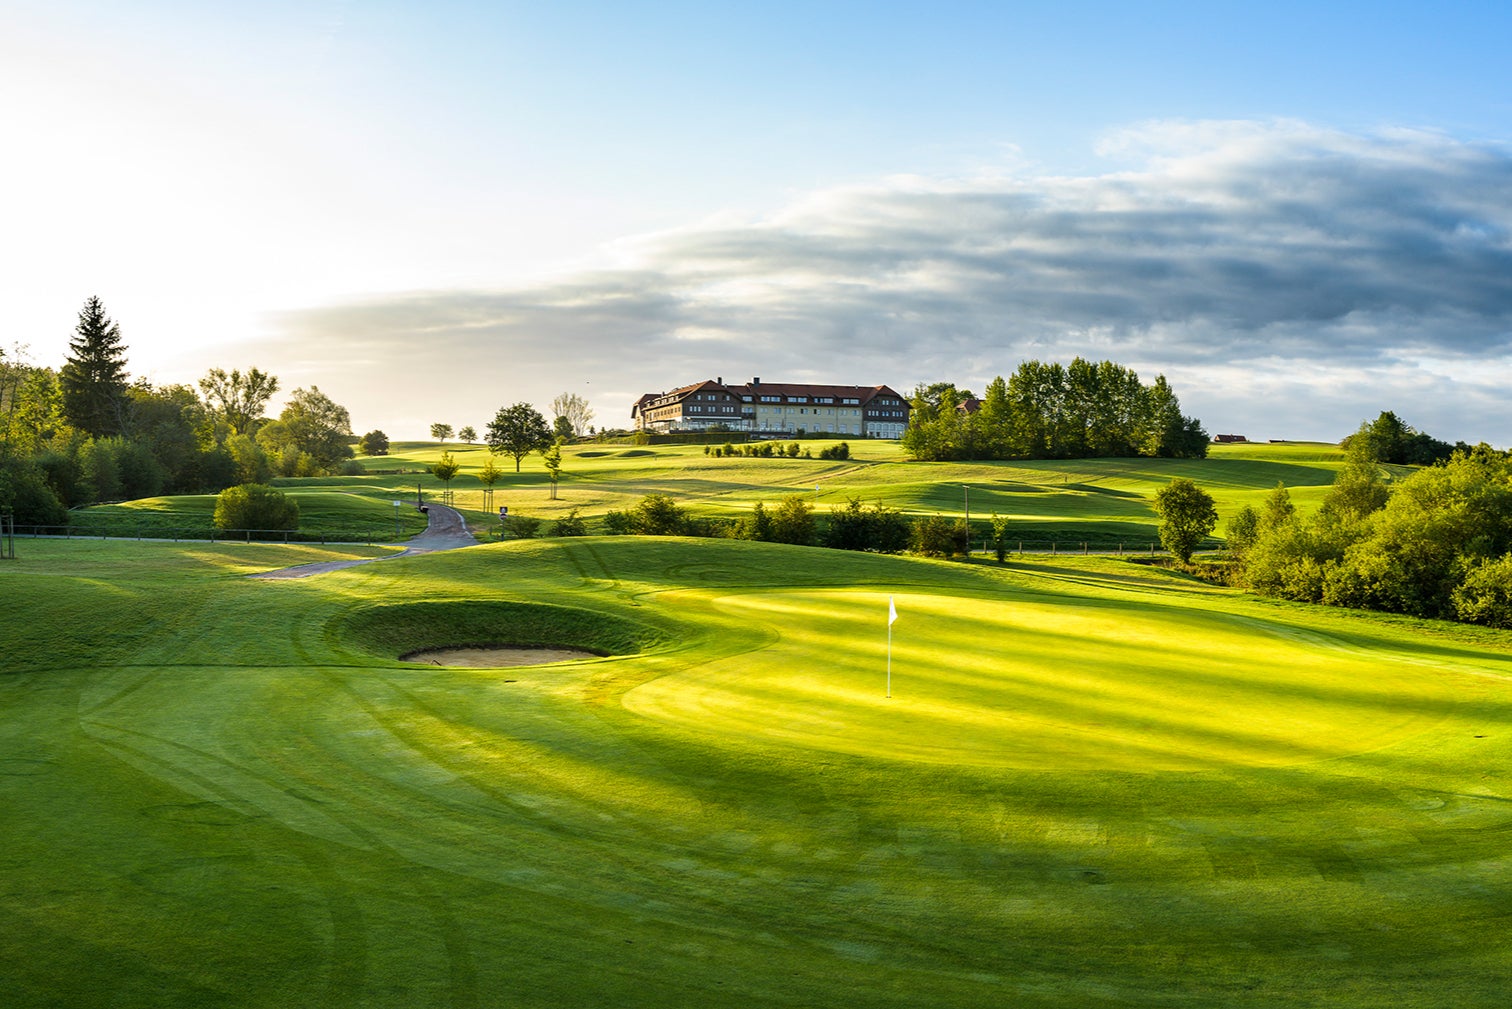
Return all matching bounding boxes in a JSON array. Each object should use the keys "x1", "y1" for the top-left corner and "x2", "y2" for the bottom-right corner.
[{"x1": 888, "y1": 596, "x2": 898, "y2": 626}]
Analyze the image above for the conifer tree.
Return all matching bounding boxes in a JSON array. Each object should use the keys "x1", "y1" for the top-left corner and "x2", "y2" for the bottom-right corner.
[{"x1": 59, "y1": 297, "x2": 129, "y2": 438}]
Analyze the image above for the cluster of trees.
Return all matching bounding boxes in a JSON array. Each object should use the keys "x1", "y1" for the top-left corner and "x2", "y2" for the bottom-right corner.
[
  {"x1": 1226, "y1": 440, "x2": 1512, "y2": 627},
  {"x1": 901, "y1": 359, "x2": 1208, "y2": 462},
  {"x1": 1, "y1": 299, "x2": 361, "y2": 524},
  {"x1": 1340, "y1": 411, "x2": 1462, "y2": 466}
]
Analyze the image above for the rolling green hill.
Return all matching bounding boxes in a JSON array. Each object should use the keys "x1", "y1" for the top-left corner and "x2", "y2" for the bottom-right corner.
[
  {"x1": 71, "y1": 438, "x2": 1346, "y2": 547},
  {"x1": 3, "y1": 532, "x2": 1511, "y2": 1006}
]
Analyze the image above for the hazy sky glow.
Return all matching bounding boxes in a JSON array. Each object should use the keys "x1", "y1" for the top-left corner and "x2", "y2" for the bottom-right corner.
[{"x1": 5, "y1": 2, "x2": 1512, "y2": 442}]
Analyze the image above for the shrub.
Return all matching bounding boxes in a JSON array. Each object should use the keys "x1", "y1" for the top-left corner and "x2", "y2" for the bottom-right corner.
[
  {"x1": 823, "y1": 496, "x2": 872, "y2": 551},
  {"x1": 912, "y1": 515, "x2": 968, "y2": 558},
  {"x1": 769, "y1": 494, "x2": 816, "y2": 545},
  {"x1": 817, "y1": 442, "x2": 850, "y2": 460},
  {"x1": 603, "y1": 509, "x2": 632, "y2": 535},
  {"x1": 550, "y1": 508, "x2": 587, "y2": 537},
  {"x1": 0, "y1": 455, "x2": 68, "y2": 525},
  {"x1": 632, "y1": 494, "x2": 686, "y2": 535},
  {"x1": 506, "y1": 513, "x2": 542, "y2": 539},
  {"x1": 990, "y1": 512, "x2": 1010, "y2": 562},
  {"x1": 1454, "y1": 555, "x2": 1512, "y2": 628},
  {"x1": 1226, "y1": 505, "x2": 1261, "y2": 556},
  {"x1": 213, "y1": 483, "x2": 298, "y2": 533},
  {"x1": 737, "y1": 501, "x2": 774, "y2": 541}
]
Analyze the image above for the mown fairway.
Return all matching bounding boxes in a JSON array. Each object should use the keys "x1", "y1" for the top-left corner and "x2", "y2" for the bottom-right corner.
[{"x1": 4, "y1": 531, "x2": 1512, "y2": 1007}]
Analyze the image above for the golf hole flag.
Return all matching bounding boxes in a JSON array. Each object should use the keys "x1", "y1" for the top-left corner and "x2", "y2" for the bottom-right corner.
[{"x1": 886, "y1": 596, "x2": 897, "y2": 697}]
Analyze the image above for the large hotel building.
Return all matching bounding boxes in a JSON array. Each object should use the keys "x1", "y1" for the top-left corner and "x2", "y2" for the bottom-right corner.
[{"x1": 632, "y1": 377, "x2": 910, "y2": 438}]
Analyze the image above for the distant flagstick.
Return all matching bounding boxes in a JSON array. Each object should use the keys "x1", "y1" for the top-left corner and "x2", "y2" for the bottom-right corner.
[{"x1": 887, "y1": 596, "x2": 898, "y2": 698}]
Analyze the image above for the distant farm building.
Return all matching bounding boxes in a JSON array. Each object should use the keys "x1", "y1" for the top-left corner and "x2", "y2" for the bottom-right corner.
[{"x1": 1213, "y1": 434, "x2": 1249, "y2": 443}]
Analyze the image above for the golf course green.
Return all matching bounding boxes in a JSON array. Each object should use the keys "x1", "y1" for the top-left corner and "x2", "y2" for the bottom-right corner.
[{"x1": 4, "y1": 524, "x2": 1512, "y2": 1007}]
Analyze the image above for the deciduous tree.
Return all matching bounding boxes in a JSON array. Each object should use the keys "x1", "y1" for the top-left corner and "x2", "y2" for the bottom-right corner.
[
  {"x1": 431, "y1": 451, "x2": 461, "y2": 501},
  {"x1": 1154, "y1": 477, "x2": 1218, "y2": 563},
  {"x1": 359, "y1": 430, "x2": 389, "y2": 456},
  {"x1": 486, "y1": 403, "x2": 552, "y2": 472},
  {"x1": 541, "y1": 442, "x2": 562, "y2": 499},
  {"x1": 198, "y1": 367, "x2": 278, "y2": 435},
  {"x1": 278, "y1": 386, "x2": 354, "y2": 473},
  {"x1": 550, "y1": 392, "x2": 594, "y2": 438}
]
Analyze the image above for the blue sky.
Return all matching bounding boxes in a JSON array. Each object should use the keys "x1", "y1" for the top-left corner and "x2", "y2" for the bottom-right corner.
[{"x1": 5, "y1": 1, "x2": 1512, "y2": 441}]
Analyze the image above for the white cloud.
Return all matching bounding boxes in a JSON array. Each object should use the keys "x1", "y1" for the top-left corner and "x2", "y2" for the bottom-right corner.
[{"x1": 264, "y1": 121, "x2": 1512, "y2": 443}]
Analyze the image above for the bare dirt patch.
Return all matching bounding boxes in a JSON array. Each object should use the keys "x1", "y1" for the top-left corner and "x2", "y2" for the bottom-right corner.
[{"x1": 403, "y1": 646, "x2": 601, "y2": 668}]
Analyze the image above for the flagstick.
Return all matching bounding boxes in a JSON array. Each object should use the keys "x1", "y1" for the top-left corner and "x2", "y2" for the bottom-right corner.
[{"x1": 886, "y1": 620, "x2": 892, "y2": 699}]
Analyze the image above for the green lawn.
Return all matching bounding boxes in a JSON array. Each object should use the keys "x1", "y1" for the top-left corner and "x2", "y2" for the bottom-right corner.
[
  {"x1": 67, "y1": 439, "x2": 1350, "y2": 547},
  {"x1": 336, "y1": 438, "x2": 1352, "y2": 547},
  {"x1": 3, "y1": 533, "x2": 1512, "y2": 1006}
]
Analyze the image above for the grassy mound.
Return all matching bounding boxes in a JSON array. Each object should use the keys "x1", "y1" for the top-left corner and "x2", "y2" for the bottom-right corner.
[{"x1": 5, "y1": 534, "x2": 1512, "y2": 1007}]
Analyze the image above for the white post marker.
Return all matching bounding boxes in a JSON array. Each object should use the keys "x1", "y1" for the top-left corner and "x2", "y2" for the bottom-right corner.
[{"x1": 887, "y1": 595, "x2": 899, "y2": 698}]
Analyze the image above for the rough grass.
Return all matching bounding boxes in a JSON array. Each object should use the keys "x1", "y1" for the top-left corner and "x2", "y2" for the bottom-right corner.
[{"x1": 4, "y1": 534, "x2": 1512, "y2": 1007}]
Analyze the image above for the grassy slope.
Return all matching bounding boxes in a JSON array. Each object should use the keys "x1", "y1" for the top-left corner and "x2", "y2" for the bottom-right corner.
[
  {"x1": 71, "y1": 439, "x2": 1352, "y2": 546},
  {"x1": 3, "y1": 534, "x2": 1512, "y2": 1007},
  {"x1": 351, "y1": 438, "x2": 1353, "y2": 545}
]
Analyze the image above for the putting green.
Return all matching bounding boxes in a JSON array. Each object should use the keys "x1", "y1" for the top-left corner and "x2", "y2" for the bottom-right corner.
[{"x1": 624, "y1": 589, "x2": 1455, "y2": 769}]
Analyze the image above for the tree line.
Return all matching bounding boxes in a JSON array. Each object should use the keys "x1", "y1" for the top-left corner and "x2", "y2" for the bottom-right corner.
[
  {"x1": 901, "y1": 358, "x2": 1208, "y2": 462},
  {"x1": 1224, "y1": 421, "x2": 1512, "y2": 628},
  {"x1": 0, "y1": 298, "x2": 359, "y2": 524}
]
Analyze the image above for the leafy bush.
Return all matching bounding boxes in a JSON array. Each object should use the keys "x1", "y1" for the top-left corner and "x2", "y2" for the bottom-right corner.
[
  {"x1": 550, "y1": 508, "x2": 587, "y2": 537},
  {"x1": 506, "y1": 513, "x2": 542, "y2": 539},
  {"x1": 1454, "y1": 555, "x2": 1512, "y2": 628},
  {"x1": 736, "y1": 502, "x2": 774, "y2": 541},
  {"x1": 632, "y1": 494, "x2": 686, "y2": 535},
  {"x1": 1225, "y1": 505, "x2": 1261, "y2": 556},
  {"x1": 823, "y1": 496, "x2": 908, "y2": 553},
  {"x1": 990, "y1": 512, "x2": 1010, "y2": 562},
  {"x1": 213, "y1": 483, "x2": 298, "y2": 532},
  {"x1": 0, "y1": 455, "x2": 68, "y2": 525},
  {"x1": 817, "y1": 442, "x2": 850, "y2": 460},
  {"x1": 768, "y1": 494, "x2": 815, "y2": 545},
  {"x1": 912, "y1": 515, "x2": 968, "y2": 558}
]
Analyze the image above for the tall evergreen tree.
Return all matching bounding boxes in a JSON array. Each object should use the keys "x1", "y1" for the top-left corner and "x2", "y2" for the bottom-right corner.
[{"x1": 59, "y1": 297, "x2": 129, "y2": 438}]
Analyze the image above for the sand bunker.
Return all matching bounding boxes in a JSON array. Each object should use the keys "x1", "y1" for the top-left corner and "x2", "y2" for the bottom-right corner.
[{"x1": 403, "y1": 646, "x2": 600, "y2": 668}]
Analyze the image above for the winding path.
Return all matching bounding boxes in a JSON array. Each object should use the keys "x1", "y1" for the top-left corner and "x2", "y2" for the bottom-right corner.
[{"x1": 251, "y1": 504, "x2": 479, "y2": 580}]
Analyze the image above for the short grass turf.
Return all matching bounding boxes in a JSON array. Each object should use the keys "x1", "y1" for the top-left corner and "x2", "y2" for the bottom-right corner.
[{"x1": 4, "y1": 535, "x2": 1512, "y2": 1007}]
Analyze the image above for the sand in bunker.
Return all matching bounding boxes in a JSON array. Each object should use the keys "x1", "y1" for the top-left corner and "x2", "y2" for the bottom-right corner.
[{"x1": 404, "y1": 647, "x2": 600, "y2": 668}]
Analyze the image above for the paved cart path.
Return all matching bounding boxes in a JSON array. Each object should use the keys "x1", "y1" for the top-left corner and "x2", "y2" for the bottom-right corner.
[{"x1": 251, "y1": 504, "x2": 478, "y2": 579}]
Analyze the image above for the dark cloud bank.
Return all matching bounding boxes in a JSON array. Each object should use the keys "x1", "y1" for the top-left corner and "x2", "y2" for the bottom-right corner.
[{"x1": 278, "y1": 122, "x2": 1512, "y2": 443}]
